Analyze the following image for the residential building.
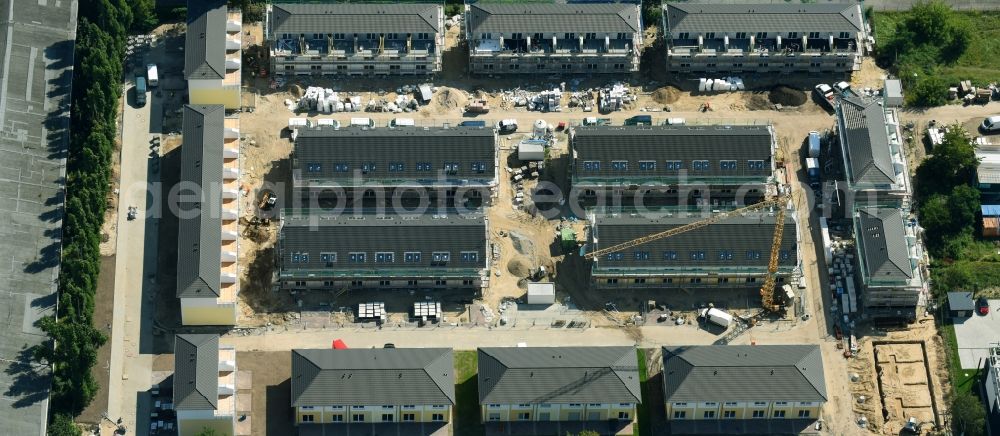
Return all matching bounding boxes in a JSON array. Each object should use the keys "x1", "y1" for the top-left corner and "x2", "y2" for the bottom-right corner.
[
  {"x1": 571, "y1": 125, "x2": 775, "y2": 204},
  {"x1": 589, "y1": 211, "x2": 798, "y2": 289},
  {"x1": 278, "y1": 213, "x2": 488, "y2": 291},
  {"x1": 267, "y1": 4, "x2": 443, "y2": 75},
  {"x1": 292, "y1": 126, "x2": 497, "y2": 205},
  {"x1": 662, "y1": 345, "x2": 826, "y2": 434},
  {"x1": 663, "y1": 3, "x2": 866, "y2": 75},
  {"x1": 291, "y1": 348, "x2": 455, "y2": 425},
  {"x1": 174, "y1": 334, "x2": 237, "y2": 436},
  {"x1": 980, "y1": 345, "x2": 1000, "y2": 435},
  {"x1": 176, "y1": 105, "x2": 239, "y2": 325},
  {"x1": 465, "y1": 3, "x2": 643, "y2": 74},
  {"x1": 477, "y1": 347, "x2": 641, "y2": 424},
  {"x1": 835, "y1": 96, "x2": 911, "y2": 207},
  {"x1": 185, "y1": 0, "x2": 242, "y2": 109},
  {"x1": 852, "y1": 208, "x2": 924, "y2": 321}
]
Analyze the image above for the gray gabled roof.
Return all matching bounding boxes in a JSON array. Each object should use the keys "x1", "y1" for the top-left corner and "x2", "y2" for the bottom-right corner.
[
  {"x1": 837, "y1": 96, "x2": 896, "y2": 187},
  {"x1": 592, "y1": 213, "x2": 796, "y2": 271},
  {"x1": 294, "y1": 126, "x2": 495, "y2": 185},
  {"x1": 176, "y1": 105, "x2": 225, "y2": 298},
  {"x1": 665, "y1": 3, "x2": 863, "y2": 35},
  {"x1": 174, "y1": 334, "x2": 220, "y2": 411},
  {"x1": 185, "y1": 0, "x2": 228, "y2": 80},
  {"x1": 477, "y1": 347, "x2": 641, "y2": 405},
  {"x1": 279, "y1": 213, "x2": 486, "y2": 275},
  {"x1": 855, "y1": 208, "x2": 912, "y2": 281},
  {"x1": 947, "y1": 292, "x2": 974, "y2": 311},
  {"x1": 291, "y1": 348, "x2": 455, "y2": 406},
  {"x1": 468, "y1": 4, "x2": 640, "y2": 35},
  {"x1": 572, "y1": 125, "x2": 773, "y2": 183},
  {"x1": 662, "y1": 345, "x2": 827, "y2": 403},
  {"x1": 270, "y1": 4, "x2": 441, "y2": 36}
]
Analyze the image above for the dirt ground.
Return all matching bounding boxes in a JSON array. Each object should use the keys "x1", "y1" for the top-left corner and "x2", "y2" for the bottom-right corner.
[{"x1": 848, "y1": 317, "x2": 951, "y2": 435}]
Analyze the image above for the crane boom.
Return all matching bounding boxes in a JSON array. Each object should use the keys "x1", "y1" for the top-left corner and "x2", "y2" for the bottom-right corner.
[
  {"x1": 584, "y1": 196, "x2": 786, "y2": 260},
  {"x1": 759, "y1": 204, "x2": 786, "y2": 312}
]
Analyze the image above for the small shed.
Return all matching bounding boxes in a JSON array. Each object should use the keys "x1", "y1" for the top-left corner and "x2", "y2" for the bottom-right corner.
[
  {"x1": 983, "y1": 205, "x2": 1000, "y2": 237},
  {"x1": 884, "y1": 79, "x2": 904, "y2": 107},
  {"x1": 526, "y1": 282, "x2": 555, "y2": 305},
  {"x1": 518, "y1": 141, "x2": 545, "y2": 161},
  {"x1": 948, "y1": 292, "x2": 975, "y2": 318}
]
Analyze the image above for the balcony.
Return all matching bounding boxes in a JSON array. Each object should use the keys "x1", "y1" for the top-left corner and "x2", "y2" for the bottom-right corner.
[
  {"x1": 224, "y1": 127, "x2": 239, "y2": 139},
  {"x1": 225, "y1": 58, "x2": 241, "y2": 71},
  {"x1": 219, "y1": 359, "x2": 236, "y2": 372},
  {"x1": 221, "y1": 272, "x2": 237, "y2": 284},
  {"x1": 222, "y1": 230, "x2": 237, "y2": 241},
  {"x1": 226, "y1": 20, "x2": 240, "y2": 34},
  {"x1": 224, "y1": 147, "x2": 238, "y2": 158},
  {"x1": 223, "y1": 167, "x2": 239, "y2": 180},
  {"x1": 221, "y1": 208, "x2": 238, "y2": 220},
  {"x1": 226, "y1": 38, "x2": 240, "y2": 52},
  {"x1": 221, "y1": 250, "x2": 237, "y2": 262}
]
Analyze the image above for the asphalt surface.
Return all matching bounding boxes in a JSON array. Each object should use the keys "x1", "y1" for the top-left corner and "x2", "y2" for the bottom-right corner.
[{"x1": 0, "y1": 0, "x2": 78, "y2": 434}]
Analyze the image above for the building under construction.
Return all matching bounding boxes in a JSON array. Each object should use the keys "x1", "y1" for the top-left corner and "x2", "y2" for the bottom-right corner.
[
  {"x1": 570, "y1": 124, "x2": 775, "y2": 206},
  {"x1": 266, "y1": 3, "x2": 444, "y2": 75},
  {"x1": 587, "y1": 211, "x2": 798, "y2": 289},
  {"x1": 852, "y1": 208, "x2": 925, "y2": 321},
  {"x1": 465, "y1": 2, "x2": 643, "y2": 74}
]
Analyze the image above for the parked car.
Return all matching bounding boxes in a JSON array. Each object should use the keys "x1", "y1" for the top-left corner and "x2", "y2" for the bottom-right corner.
[
  {"x1": 977, "y1": 297, "x2": 990, "y2": 315},
  {"x1": 981, "y1": 116, "x2": 1000, "y2": 133}
]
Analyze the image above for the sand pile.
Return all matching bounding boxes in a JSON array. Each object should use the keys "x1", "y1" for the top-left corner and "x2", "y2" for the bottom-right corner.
[
  {"x1": 507, "y1": 257, "x2": 530, "y2": 278},
  {"x1": 651, "y1": 86, "x2": 682, "y2": 105},
  {"x1": 768, "y1": 86, "x2": 807, "y2": 106},
  {"x1": 430, "y1": 87, "x2": 467, "y2": 114}
]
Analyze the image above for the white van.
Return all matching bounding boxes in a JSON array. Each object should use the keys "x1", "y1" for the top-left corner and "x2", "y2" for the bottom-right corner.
[
  {"x1": 390, "y1": 118, "x2": 415, "y2": 128},
  {"x1": 350, "y1": 117, "x2": 375, "y2": 128}
]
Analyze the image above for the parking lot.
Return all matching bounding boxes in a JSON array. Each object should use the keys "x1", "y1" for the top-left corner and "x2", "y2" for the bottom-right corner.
[{"x1": 953, "y1": 299, "x2": 1000, "y2": 368}]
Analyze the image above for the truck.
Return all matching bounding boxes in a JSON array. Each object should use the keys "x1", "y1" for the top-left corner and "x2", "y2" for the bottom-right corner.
[
  {"x1": 350, "y1": 117, "x2": 375, "y2": 128},
  {"x1": 700, "y1": 308, "x2": 733, "y2": 328},
  {"x1": 459, "y1": 120, "x2": 486, "y2": 128},
  {"x1": 497, "y1": 119, "x2": 518, "y2": 134},
  {"x1": 582, "y1": 117, "x2": 612, "y2": 126},
  {"x1": 624, "y1": 115, "x2": 652, "y2": 126},
  {"x1": 146, "y1": 63, "x2": 159, "y2": 87},
  {"x1": 814, "y1": 84, "x2": 835, "y2": 109},
  {"x1": 808, "y1": 131, "x2": 821, "y2": 158},
  {"x1": 135, "y1": 76, "x2": 147, "y2": 106},
  {"x1": 465, "y1": 99, "x2": 489, "y2": 114},
  {"x1": 806, "y1": 157, "x2": 821, "y2": 190}
]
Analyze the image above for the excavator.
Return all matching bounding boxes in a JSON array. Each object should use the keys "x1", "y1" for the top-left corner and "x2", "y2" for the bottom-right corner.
[{"x1": 584, "y1": 195, "x2": 790, "y2": 312}]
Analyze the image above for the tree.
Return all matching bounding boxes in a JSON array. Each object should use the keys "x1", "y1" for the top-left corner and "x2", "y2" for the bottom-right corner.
[
  {"x1": 951, "y1": 391, "x2": 985, "y2": 436},
  {"x1": 197, "y1": 428, "x2": 219, "y2": 436},
  {"x1": 907, "y1": 73, "x2": 948, "y2": 107},
  {"x1": 915, "y1": 126, "x2": 978, "y2": 199},
  {"x1": 47, "y1": 414, "x2": 81, "y2": 436}
]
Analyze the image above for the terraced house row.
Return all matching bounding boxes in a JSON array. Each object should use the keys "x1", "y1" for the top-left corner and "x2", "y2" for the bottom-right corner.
[{"x1": 168, "y1": 340, "x2": 826, "y2": 434}]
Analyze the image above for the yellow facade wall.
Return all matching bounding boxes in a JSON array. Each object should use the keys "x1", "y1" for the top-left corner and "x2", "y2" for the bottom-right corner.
[
  {"x1": 481, "y1": 403, "x2": 635, "y2": 423},
  {"x1": 296, "y1": 405, "x2": 450, "y2": 425},
  {"x1": 189, "y1": 87, "x2": 240, "y2": 109},
  {"x1": 665, "y1": 401, "x2": 823, "y2": 420},
  {"x1": 178, "y1": 416, "x2": 234, "y2": 436},
  {"x1": 181, "y1": 304, "x2": 237, "y2": 326}
]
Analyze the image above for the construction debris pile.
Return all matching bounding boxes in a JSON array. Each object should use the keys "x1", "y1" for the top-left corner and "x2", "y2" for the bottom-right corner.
[
  {"x1": 568, "y1": 91, "x2": 595, "y2": 111},
  {"x1": 501, "y1": 87, "x2": 563, "y2": 112},
  {"x1": 288, "y1": 86, "x2": 362, "y2": 113},
  {"x1": 598, "y1": 83, "x2": 635, "y2": 112},
  {"x1": 698, "y1": 77, "x2": 746, "y2": 92},
  {"x1": 365, "y1": 94, "x2": 419, "y2": 113}
]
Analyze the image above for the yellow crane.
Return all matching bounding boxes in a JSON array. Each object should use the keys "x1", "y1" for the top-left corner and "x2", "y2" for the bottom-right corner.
[{"x1": 584, "y1": 195, "x2": 789, "y2": 311}]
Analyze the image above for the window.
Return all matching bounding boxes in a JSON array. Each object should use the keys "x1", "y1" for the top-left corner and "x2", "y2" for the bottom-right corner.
[
  {"x1": 673, "y1": 402, "x2": 687, "y2": 407},
  {"x1": 611, "y1": 160, "x2": 628, "y2": 171},
  {"x1": 481, "y1": 33, "x2": 491, "y2": 40},
  {"x1": 752, "y1": 410, "x2": 765, "y2": 418},
  {"x1": 404, "y1": 252, "x2": 421, "y2": 263},
  {"x1": 416, "y1": 162, "x2": 432, "y2": 171},
  {"x1": 839, "y1": 32, "x2": 851, "y2": 39},
  {"x1": 703, "y1": 411, "x2": 716, "y2": 418},
  {"x1": 361, "y1": 162, "x2": 375, "y2": 173},
  {"x1": 562, "y1": 64, "x2": 572, "y2": 70},
  {"x1": 720, "y1": 160, "x2": 737, "y2": 170},
  {"x1": 587, "y1": 64, "x2": 598, "y2": 70},
  {"x1": 724, "y1": 402, "x2": 738, "y2": 406},
  {"x1": 755, "y1": 32, "x2": 767, "y2": 39},
  {"x1": 606, "y1": 253, "x2": 625, "y2": 261},
  {"x1": 564, "y1": 33, "x2": 576, "y2": 40},
  {"x1": 461, "y1": 251, "x2": 479, "y2": 262},
  {"x1": 747, "y1": 160, "x2": 765, "y2": 170},
  {"x1": 537, "y1": 64, "x2": 546, "y2": 70},
  {"x1": 432, "y1": 413, "x2": 445, "y2": 422},
  {"x1": 483, "y1": 64, "x2": 494, "y2": 70},
  {"x1": 402, "y1": 413, "x2": 415, "y2": 421},
  {"x1": 334, "y1": 162, "x2": 350, "y2": 172},
  {"x1": 689, "y1": 251, "x2": 706, "y2": 260},
  {"x1": 706, "y1": 32, "x2": 716, "y2": 39},
  {"x1": 735, "y1": 32, "x2": 748, "y2": 39},
  {"x1": 583, "y1": 161, "x2": 601, "y2": 171},
  {"x1": 754, "y1": 401, "x2": 767, "y2": 407},
  {"x1": 320, "y1": 252, "x2": 336, "y2": 265},
  {"x1": 349, "y1": 252, "x2": 366, "y2": 263},
  {"x1": 780, "y1": 250, "x2": 791, "y2": 261},
  {"x1": 364, "y1": 65, "x2": 375, "y2": 71},
  {"x1": 634, "y1": 278, "x2": 646, "y2": 284},
  {"x1": 389, "y1": 162, "x2": 405, "y2": 172},
  {"x1": 331, "y1": 415, "x2": 343, "y2": 422},
  {"x1": 773, "y1": 410, "x2": 786, "y2": 418},
  {"x1": 798, "y1": 410, "x2": 810, "y2": 418},
  {"x1": 663, "y1": 251, "x2": 678, "y2": 260},
  {"x1": 774, "y1": 402, "x2": 788, "y2": 406},
  {"x1": 788, "y1": 32, "x2": 798, "y2": 39},
  {"x1": 488, "y1": 404, "x2": 501, "y2": 409},
  {"x1": 618, "y1": 411, "x2": 630, "y2": 420},
  {"x1": 606, "y1": 278, "x2": 618, "y2": 284},
  {"x1": 488, "y1": 413, "x2": 501, "y2": 421},
  {"x1": 471, "y1": 162, "x2": 487, "y2": 173},
  {"x1": 382, "y1": 414, "x2": 394, "y2": 422},
  {"x1": 692, "y1": 160, "x2": 710, "y2": 170},
  {"x1": 808, "y1": 32, "x2": 820, "y2": 39},
  {"x1": 673, "y1": 411, "x2": 686, "y2": 419},
  {"x1": 443, "y1": 162, "x2": 460, "y2": 174},
  {"x1": 508, "y1": 64, "x2": 520, "y2": 70},
  {"x1": 407, "y1": 280, "x2": 417, "y2": 286},
  {"x1": 431, "y1": 251, "x2": 450, "y2": 265},
  {"x1": 718, "y1": 250, "x2": 733, "y2": 260},
  {"x1": 517, "y1": 403, "x2": 532, "y2": 408},
  {"x1": 568, "y1": 404, "x2": 582, "y2": 407},
  {"x1": 677, "y1": 32, "x2": 689, "y2": 39},
  {"x1": 301, "y1": 414, "x2": 315, "y2": 422},
  {"x1": 350, "y1": 280, "x2": 363, "y2": 287},
  {"x1": 746, "y1": 250, "x2": 761, "y2": 260},
  {"x1": 665, "y1": 160, "x2": 683, "y2": 170},
  {"x1": 416, "y1": 65, "x2": 427, "y2": 70},
  {"x1": 723, "y1": 410, "x2": 736, "y2": 418},
  {"x1": 375, "y1": 252, "x2": 394, "y2": 263},
  {"x1": 638, "y1": 160, "x2": 657, "y2": 171},
  {"x1": 634, "y1": 251, "x2": 650, "y2": 260},
  {"x1": 306, "y1": 163, "x2": 322, "y2": 172},
  {"x1": 614, "y1": 63, "x2": 624, "y2": 70},
  {"x1": 352, "y1": 414, "x2": 365, "y2": 422}
]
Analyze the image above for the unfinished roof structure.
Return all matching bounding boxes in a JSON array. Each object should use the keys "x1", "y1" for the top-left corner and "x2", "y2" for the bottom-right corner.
[
  {"x1": 590, "y1": 212, "x2": 797, "y2": 276},
  {"x1": 572, "y1": 125, "x2": 774, "y2": 186},
  {"x1": 177, "y1": 105, "x2": 226, "y2": 299},
  {"x1": 185, "y1": 0, "x2": 228, "y2": 80},
  {"x1": 293, "y1": 126, "x2": 497, "y2": 188},
  {"x1": 291, "y1": 348, "x2": 455, "y2": 406},
  {"x1": 835, "y1": 96, "x2": 909, "y2": 201},
  {"x1": 477, "y1": 346, "x2": 641, "y2": 405},
  {"x1": 174, "y1": 334, "x2": 221, "y2": 410},
  {"x1": 662, "y1": 345, "x2": 827, "y2": 403},
  {"x1": 852, "y1": 208, "x2": 923, "y2": 316},
  {"x1": 279, "y1": 213, "x2": 487, "y2": 280}
]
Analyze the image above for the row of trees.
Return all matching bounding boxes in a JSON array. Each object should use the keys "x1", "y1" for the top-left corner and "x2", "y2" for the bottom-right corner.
[
  {"x1": 914, "y1": 127, "x2": 980, "y2": 258},
  {"x1": 40, "y1": 0, "x2": 153, "y2": 434}
]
